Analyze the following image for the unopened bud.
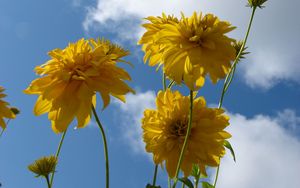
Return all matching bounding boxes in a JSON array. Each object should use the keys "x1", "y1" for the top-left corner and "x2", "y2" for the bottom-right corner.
[
  {"x1": 248, "y1": 0, "x2": 268, "y2": 8},
  {"x1": 233, "y1": 40, "x2": 250, "y2": 62}
]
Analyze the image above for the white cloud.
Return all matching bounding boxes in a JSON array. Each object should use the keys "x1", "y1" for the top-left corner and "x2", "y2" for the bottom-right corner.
[
  {"x1": 276, "y1": 109, "x2": 300, "y2": 135},
  {"x1": 113, "y1": 90, "x2": 300, "y2": 187},
  {"x1": 83, "y1": 0, "x2": 300, "y2": 89},
  {"x1": 218, "y1": 111, "x2": 300, "y2": 188},
  {"x1": 239, "y1": 48, "x2": 300, "y2": 89},
  {"x1": 112, "y1": 90, "x2": 156, "y2": 155},
  {"x1": 83, "y1": 0, "x2": 247, "y2": 42}
]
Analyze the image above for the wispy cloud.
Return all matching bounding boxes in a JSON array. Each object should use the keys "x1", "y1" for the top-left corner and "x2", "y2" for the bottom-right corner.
[{"x1": 112, "y1": 90, "x2": 156, "y2": 156}]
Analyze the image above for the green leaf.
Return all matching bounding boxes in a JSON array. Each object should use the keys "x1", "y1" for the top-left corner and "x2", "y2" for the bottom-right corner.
[
  {"x1": 202, "y1": 182, "x2": 214, "y2": 188},
  {"x1": 224, "y1": 140, "x2": 236, "y2": 162},
  {"x1": 178, "y1": 177, "x2": 194, "y2": 188},
  {"x1": 146, "y1": 183, "x2": 161, "y2": 188},
  {"x1": 191, "y1": 164, "x2": 200, "y2": 178}
]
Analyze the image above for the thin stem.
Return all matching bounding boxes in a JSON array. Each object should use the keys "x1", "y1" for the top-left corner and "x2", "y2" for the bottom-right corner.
[
  {"x1": 213, "y1": 161, "x2": 220, "y2": 188},
  {"x1": 0, "y1": 119, "x2": 11, "y2": 138},
  {"x1": 168, "y1": 177, "x2": 172, "y2": 188},
  {"x1": 163, "y1": 73, "x2": 167, "y2": 91},
  {"x1": 195, "y1": 178, "x2": 200, "y2": 188},
  {"x1": 168, "y1": 80, "x2": 175, "y2": 89},
  {"x1": 50, "y1": 130, "x2": 67, "y2": 187},
  {"x1": 224, "y1": 66, "x2": 236, "y2": 93},
  {"x1": 214, "y1": 7, "x2": 257, "y2": 188},
  {"x1": 194, "y1": 171, "x2": 200, "y2": 188},
  {"x1": 92, "y1": 105, "x2": 109, "y2": 188},
  {"x1": 218, "y1": 7, "x2": 257, "y2": 109},
  {"x1": 45, "y1": 175, "x2": 51, "y2": 188},
  {"x1": 152, "y1": 165, "x2": 159, "y2": 186},
  {"x1": 181, "y1": 182, "x2": 185, "y2": 188},
  {"x1": 172, "y1": 90, "x2": 194, "y2": 188},
  {"x1": 0, "y1": 129, "x2": 5, "y2": 137}
]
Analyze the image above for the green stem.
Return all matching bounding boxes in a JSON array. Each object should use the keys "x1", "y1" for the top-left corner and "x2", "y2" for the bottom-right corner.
[
  {"x1": 194, "y1": 171, "x2": 200, "y2": 188},
  {"x1": 181, "y1": 182, "x2": 185, "y2": 188},
  {"x1": 92, "y1": 105, "x2": 109, "y2": 188},
  {"x1": 195, "y1": 178, "x2": 200, "y2": 188},
  {"x1": 0, "y1": 119, "x2": 11, "y2": 138},
  {"x1": 45, "y1": 175, "x2": 51, "y2": 188},
  {"x1": 213, "y1": 160, "x2": 220, "y2": 188},
  {"x1": 218, "y1": 7, "x2": 257, "y2": 109},
  {"x1": 168, "y1": 177, "x2": 172, "y2": 188},
  {"x1": 168, "y1": 80, "x2": 175, "y2": 89},
  {"x1": 214, "y1": 7, "x2": 257, "y2": 188},
  {"x1": 0, "y1": 128, "x2": 5, "y2": 137},
  {"x1": 172, "y1": 90, "x2": 194, "y2": 188},
  {"x1": 224, "y1": 66, "x2": 236, "y2": 93},
  {"x1": 49, "y1": 130, "x2": 67, "y2": 187},
  {"x1": 163, "y1": 73, "x2": 167, "y2": 91},
  {"x1": 152, "y1": 165, "x2": 158, "y2": 186}
]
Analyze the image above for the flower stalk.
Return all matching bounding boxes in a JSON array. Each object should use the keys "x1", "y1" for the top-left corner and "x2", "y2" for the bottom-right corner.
[
  {"x1": 152, "y1": 165, "x2": 159, "y2": 186},
  {"x1": 214, "y1": 6, "x2": 257, "y2": 188},
  {"x1": 218, "y1": 6, "x2": 257, "y2": 109},
  {"x1": 172, "y1": 90, "x2": 194, "y2": 188},
  {"x1": 46, "y1": 175, "x2": 51, "y2": 188},
  {"x1": 50, "y1": 130, "x2": 67, "y2": 187},
  {"x1": 92, "y1": 105, "x2": 110, "y2": 188}
]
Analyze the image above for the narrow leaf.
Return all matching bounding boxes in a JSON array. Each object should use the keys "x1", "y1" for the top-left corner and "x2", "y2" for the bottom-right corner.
[
  {"x1": 191, "y1": 164, "x2": 200, "y2": 178},
  {"x1": 202, "y1": 182, "x2": 214, "y2": 188},
  {"x1": 224, "y1": 140, "x2": 236, "y2": 162},
  {"x1": 179, "y1": 177, "x2": 194, "y2": 188}
]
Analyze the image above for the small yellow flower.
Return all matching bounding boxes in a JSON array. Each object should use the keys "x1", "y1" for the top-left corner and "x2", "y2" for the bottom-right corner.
[
  {"x1": 0, "y1": 86, "x2": 16, "y2": 129},
  {"x1": 25, "y1": 38, "x2": 134, "y2": 133},
  {"x1": 142, "y1": 89, "x2": 231, "y2": 177},
  {"x1": 28, "y1": 156, "x2": 57, "y2": 177},
  {"x1": 139, "y1": 12, "x2": 236, "y2": 90}
]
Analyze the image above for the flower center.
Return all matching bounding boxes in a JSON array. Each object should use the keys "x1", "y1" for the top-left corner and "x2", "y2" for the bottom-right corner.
[{"x1": 169, "y1": 119, "x2": 188, "y2": 137}]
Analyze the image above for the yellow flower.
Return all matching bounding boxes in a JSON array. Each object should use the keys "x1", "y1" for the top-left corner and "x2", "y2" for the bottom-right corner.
[
  {"x1": 28, "y1": 156, "x2": 57, "y2": 177},
  {"x1": 0, "y1": 86, "x2": 16, "y2": 129},
  {"x1": 142, "y1": 89, "x2": 231, "y2": 177},
  {"x1": 139, "y1": 12, "x2": 236, "y2": 90},
  {"x1": 138, "y1": 13, "x2": 179, "y2": 68},
  {"x1": 25, "y1": 38, "x2": 134, "y2": 133}
]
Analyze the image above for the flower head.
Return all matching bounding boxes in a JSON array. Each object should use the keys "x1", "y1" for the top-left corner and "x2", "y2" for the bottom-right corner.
[
  {"x1": 139, "y1": 12, "x2": 236, "y2": 90},
  {"x1": 233, "y1": 40, "x2": 250, "y2": 62},
  {"x1": 0, "y1": 86, "x2": 16, "y2": 129},
  {"x1": 142, "y1": 89, "x2": 231, "y2": 177},
  {"x1": 25, "y1": 38, "x2": 134, "y2": 133},
  {"x1": 28, "y1": 156, "x2": 57, "y2": 177},
  {"x1": 248, "y1": 0, "x2": 268, "y2": 8},
  {"x1": 138, "y1": 13, "x2": 179, "y2": 68}
]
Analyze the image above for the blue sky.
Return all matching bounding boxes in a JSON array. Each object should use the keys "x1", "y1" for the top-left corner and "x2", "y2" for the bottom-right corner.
[{"x1": 0, "y1": 0, "x2": 300, "y2": 188}]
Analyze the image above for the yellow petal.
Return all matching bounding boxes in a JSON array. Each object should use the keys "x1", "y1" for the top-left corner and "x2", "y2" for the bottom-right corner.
[{"x1": 34, "y1": 96, "x2": 52, "y2": 116}]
